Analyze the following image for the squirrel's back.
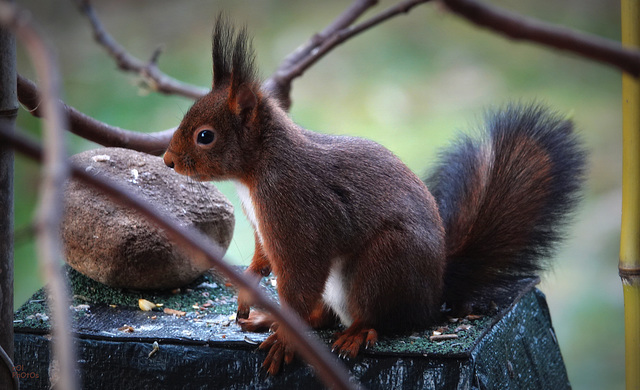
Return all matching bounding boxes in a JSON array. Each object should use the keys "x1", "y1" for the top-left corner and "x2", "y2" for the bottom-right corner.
[
  {"x1": 255, "y1": 122, "x2": 443, "y2": 257},
  {"x1": 425, "y1": 104, "x2": 587, "y2": 313}
]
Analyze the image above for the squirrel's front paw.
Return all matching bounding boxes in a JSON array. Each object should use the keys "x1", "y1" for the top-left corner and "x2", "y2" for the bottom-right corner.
[
  {"x1": 236, "y1": 285, "x2": 257, "y2": 319},
  {"x1": 236, "y1": 294, "x2": 251, "y2": 320},
  {"x1": 237, "y1": 309, "x2": 275, "y2": 332}
]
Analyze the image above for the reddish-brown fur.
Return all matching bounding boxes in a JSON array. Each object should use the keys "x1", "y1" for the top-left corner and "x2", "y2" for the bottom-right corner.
[{"x1": 164, "y1": 17, "x2": 586, "y2": 376}]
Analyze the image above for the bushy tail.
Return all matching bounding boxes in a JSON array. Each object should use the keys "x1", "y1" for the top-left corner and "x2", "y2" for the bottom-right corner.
[{"x1": 424, "y1": 104, "x2": 587, "y2": 311}]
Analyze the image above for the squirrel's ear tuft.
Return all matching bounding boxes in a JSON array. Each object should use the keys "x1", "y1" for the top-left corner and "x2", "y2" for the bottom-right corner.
[
  {"x1": 212, "y1": 13, "x2": 233, "y2": 88},
  {"x1": 211, "y1": 14, "x2": 258, "y2": 92},
  {"x1": 212, "y1": 14, "x2": 261, "y2": 122}
]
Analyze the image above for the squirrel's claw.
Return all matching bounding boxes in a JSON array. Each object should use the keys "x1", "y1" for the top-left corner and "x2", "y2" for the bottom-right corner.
[
  {"x1": 332, "y1": 323, "x2": 378, "y2": 359},
  {"x1": 236, "y1": 305, "x2": 250, "y2": 320}
]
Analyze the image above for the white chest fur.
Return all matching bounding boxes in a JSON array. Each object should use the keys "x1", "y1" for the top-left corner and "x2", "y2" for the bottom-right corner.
[
  {"x1": 233, "y1": 181, "x2": 263, "y2": 243},
  {"x1": 322, "y1": 258, "x2": 353, "y2": 327}
]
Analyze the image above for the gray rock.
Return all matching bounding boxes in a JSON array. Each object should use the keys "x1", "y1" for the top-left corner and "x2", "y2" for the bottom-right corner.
[{"x1": 62, "y1": 147, "x2": 235, "y2": 290}]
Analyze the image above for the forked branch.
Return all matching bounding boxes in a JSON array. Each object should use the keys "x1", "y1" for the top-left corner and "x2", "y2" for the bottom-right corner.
[
  {"x1": 74, "y1": 0, "x2": 640, "y2": 111},
  {"x1": 262, "y1": 0, "x2": 380, "y2": 106},
  {"x1": 73, "y1": 0, "x2": 432, "y2": 109},
  {"x1": 17, "y1": 0, "x2": 640, "y2": 154},
  {"x1": 73, "y1": 0, "x2": 208, "y2": 99}
]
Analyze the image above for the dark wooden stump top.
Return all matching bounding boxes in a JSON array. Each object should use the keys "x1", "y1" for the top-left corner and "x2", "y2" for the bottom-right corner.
[{"x1": 14, "y1": 266, "x2": 570, "y2": 389}]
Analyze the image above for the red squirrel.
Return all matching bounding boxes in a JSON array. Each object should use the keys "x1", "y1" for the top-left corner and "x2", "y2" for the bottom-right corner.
[{"x1": 163, "y1": 17, "x2": 586, "y2": 375}]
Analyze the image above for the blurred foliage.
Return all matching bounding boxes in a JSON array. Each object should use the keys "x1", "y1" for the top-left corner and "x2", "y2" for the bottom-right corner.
[{"x1": 12, "y1": 0, "x2": 624, "y2": 388}]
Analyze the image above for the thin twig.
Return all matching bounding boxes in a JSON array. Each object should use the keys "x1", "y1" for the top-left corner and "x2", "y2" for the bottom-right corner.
[
  {"x1": 18, "y1": 74, "x2": 174, "y2": 155},
  {"x1": 0, "y1": 126, "x2": 357, "y2": 390},
  {"x1": 442, "y1": 0, "x2": 640, "y2": 76},
  {"x1": 73, "y1": 0, "x2": 208, "y2": 99},
  {"x1": 0, "y1": 344, "x2": 19, "y2": 390},
  {"x1": 264, "y1": 0, "x2": 431, "y2": 110},
  {"x1": 19, "y1": 0, "x2": 426, "y2": 150},
  {"x1": 0, "y1": 3, "x2": 78, "y2": 390},
  {"x1": 263, "y1": 0, "x2": 379, "y2": 106},
  {"x1": 71, "y1": 0, "x2": 640, "y2": 110}
]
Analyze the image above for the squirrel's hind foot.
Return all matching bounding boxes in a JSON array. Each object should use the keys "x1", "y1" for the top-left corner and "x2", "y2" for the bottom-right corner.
[{"x1": 332, "y1": 321, "x2": 378, "y2": 359}]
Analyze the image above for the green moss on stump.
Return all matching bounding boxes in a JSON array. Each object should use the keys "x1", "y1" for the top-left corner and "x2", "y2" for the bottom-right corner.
[
  {"x1": 66, "y1": 264, "x2": 238, "y2": 313},
  {"x1": 15, "y1": 265, "x2": 526, "y2": 355},
  {"x1": 15, "y1": 270, "x2": 570, "y2": 389},
  {"x1": 15, "y1": 265, "x2": 240, "y2": 332}
]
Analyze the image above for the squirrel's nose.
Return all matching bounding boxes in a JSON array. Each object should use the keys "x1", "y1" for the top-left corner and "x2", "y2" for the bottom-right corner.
[{"x1": 164, "y1": 152, "x2": 175, "y2": 169}]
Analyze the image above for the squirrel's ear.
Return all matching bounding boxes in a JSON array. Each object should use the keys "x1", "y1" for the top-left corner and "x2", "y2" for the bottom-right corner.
[{"x1": 230, "y1": 83, "x2": 259, "y2": 121}]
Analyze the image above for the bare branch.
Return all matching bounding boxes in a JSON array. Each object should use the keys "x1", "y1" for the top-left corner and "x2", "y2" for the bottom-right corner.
[
  {"x1": 319, "y1": 0, "x2": 379, "y2": 38},
  {"x1": 20, "y1": 0, "x2": 425, "y2": 149},
  {"x1": 73, "y1": 0, "x2": 208, "y2": 100},
  {"x1": 263, "y1": 0, "x2": 432, "y2": 110},
  {"x1": 18, "y1": 74, "x2": 174, "y2": 155},
  {"x1": 0, "y1": 3, "x2": 78, "y2": 390},
  {"x1": 21, "y1": 0, "x2": 640, "y2": 156},
  {"x1": 263, "y1": 0, "x2": 379, "y2": 105},
  {"x1": 0, "y1": 343, "x2": 19, "y2": 390},
  {"x1": 0, "y1": 126, "x2": 357, "y2": 390},
  {"x1": 442, "y1": 0, "x2": 640, "y2": 76}
]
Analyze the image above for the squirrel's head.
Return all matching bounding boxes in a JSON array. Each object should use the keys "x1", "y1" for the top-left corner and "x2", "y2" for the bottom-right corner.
[{"x1": 164, "y1": 15, "x2": 262, "y2": 181}]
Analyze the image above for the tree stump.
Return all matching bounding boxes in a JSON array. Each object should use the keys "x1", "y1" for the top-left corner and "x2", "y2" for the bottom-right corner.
[{"x1": 14, "y1": 266, "x2": 570, "y2": 389}]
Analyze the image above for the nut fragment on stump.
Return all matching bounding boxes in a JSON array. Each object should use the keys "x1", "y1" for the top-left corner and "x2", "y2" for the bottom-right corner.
[{"x1": 62, "y1": 147, "x2": 235, "y2": 290}]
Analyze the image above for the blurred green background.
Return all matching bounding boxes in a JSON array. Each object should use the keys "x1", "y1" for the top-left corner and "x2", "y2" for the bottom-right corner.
[{"x1": 12, "y1": 0, "x2": 624, "y2": 388}]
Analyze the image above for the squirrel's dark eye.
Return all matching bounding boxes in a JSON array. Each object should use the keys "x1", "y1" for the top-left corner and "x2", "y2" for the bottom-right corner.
[{"x1": 197, "y1": 129, "x2": 215, "y2": 145}]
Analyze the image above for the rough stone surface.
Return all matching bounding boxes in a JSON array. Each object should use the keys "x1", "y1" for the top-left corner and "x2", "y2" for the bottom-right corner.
[{"x1": 61, "y1": 147, "x2": 234, "y2": 290}]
